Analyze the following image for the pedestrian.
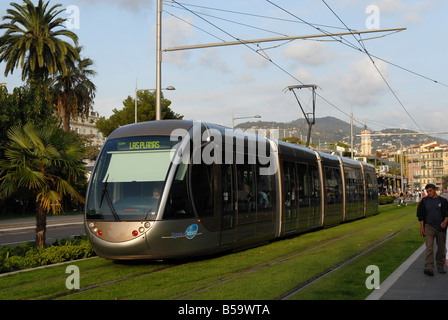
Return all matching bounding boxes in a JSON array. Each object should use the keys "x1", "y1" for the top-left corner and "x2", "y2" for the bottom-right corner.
[
  {"x1": 417, "y1": 183, "x2": 448, "y2": 276},
  {"x1": 398, "y1": 191, "x2": 407, "y2": 206},
  {"x1": 416, "y1": 191, "x2": 421, "y2": 204}
]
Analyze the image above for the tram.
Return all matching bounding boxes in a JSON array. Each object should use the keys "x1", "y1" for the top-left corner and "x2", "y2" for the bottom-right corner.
[{"x1": 85, "y1": 120, "x2": 378, "y2": 260}]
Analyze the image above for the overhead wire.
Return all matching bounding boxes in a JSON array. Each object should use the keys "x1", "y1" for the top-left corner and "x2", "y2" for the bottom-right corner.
[
  {"x1": 264, "y1": 0, "x2": 447, "y2": 88},
  {"x1": 166, "y1": 1, "x2": 351, "y2": 32},
  {"x1": 163, "y1": 10, "x2": 226, "y2": 43},
  {"x1": 265, "y1": 0, "x2": 434, "y2": 133},
  {"x1": 164, "y1": 3, "x2": 289, "y2": 37},
  {"x1": 320, "y1": 0, "x2": 427, "y2": 134},
  {"x1": 166, "y1": 1, "x2": 447, "y2": 88},
  {"x1": 167, "y1": 0, "x2": 366, "y2": 127},
  {"x1": 172, "y1": 0, "x2": 362, "y2": 125},
  {"x1": 166, "y1": 1, "x2": 444, "y2": 132}
]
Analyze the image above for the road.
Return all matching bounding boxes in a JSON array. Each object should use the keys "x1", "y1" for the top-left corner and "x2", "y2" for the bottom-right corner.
[{"x1": 0, "y1": 214, "x2": 85, "y2": 247}]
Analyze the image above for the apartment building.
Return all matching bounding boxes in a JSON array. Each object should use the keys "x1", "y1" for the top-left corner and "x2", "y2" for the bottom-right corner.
[
  {"x1": 406, "y1": 145, "x2": 421, "y2": 190},
  {"x1": 418, "y1": 142, "x2": 447, "y2": 190},
  {"x1": 70, "y1": 111, "x2": 105, "y2": 147}
]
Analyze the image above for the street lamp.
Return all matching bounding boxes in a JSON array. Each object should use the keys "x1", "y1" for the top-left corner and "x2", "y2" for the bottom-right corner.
[
  {"x1": 135, "y1": 85, "x2": 175, "y2": 123},
  {"x1": 232, "y1": 113, "x2": 261, "y2": 128}
]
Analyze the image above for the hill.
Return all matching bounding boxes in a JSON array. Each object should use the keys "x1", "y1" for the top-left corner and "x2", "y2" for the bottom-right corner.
[{"x1": 235, "y1": 116, "x2": 447, "y2": 150}]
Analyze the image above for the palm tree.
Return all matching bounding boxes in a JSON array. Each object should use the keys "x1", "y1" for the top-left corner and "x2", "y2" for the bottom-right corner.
[
  {"x1": 0, "y1": 0, "x2": 79, "y2": 83},
  {"x1": 0, "y1": 123, "x2": 86, "y2": 248},
  {"x1": 51, "y1": 46, "x2": 97, "y2": 132}
]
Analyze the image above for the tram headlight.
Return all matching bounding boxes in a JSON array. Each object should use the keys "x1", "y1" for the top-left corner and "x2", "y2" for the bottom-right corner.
[{"x1": 139, "y1": 227, "x2": 145, "y2": 233}]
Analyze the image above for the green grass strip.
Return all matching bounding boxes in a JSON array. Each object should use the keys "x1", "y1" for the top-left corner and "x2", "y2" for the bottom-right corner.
[
  {"x1": 286, "y1": 223, "x2": 422, "y2": 299},
  {"x1": 0, "y1": 204, "x2": 422, "y2": 300}
]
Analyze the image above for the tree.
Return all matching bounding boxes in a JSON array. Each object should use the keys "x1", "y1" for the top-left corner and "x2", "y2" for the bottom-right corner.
[
  {"x1": 51, "y1": 46, "x2": 97, "y2": 132},
  {"x1": 0, "y1": 123, "x2": 86, "y2": 248},
  {"x1": 0, "y1": 85, "x2": 57, "y2": 149},
  {"x1": 0, "y1": 0, "x2": 79, "y2": 83},
  {"x1": 442, "y1": 175, "x2": 448, "y2": 191},
  {"x1": 96, "y1": 90, "x2": 183, "y2": 137}
]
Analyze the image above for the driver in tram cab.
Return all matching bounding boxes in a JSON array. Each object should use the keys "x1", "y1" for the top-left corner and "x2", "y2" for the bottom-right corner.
[{"x1": 152, "y1": 187, "x2": 160, "y2": 200}]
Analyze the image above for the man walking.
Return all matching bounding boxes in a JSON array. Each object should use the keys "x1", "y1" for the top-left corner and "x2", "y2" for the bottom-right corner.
[{"x1": 417, "y1": 183, "x2": 448, "y2": 276}]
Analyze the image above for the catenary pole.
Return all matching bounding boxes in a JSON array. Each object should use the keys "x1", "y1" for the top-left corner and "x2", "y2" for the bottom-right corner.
[{"x1": 156, "y1": 0, "x2": 162, "y2": 120}]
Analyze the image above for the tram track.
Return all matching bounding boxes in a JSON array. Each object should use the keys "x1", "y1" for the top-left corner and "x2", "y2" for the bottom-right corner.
[
  {"x1": 176, "y1": 231, "x2": 360, "y2": 300},
  {"x1": 276, "y1": 220, "x2": 418, "y2": 300},
  {"x1": 49, "y1": 263, "x2": 176, "y2": 300},
  {"x1": 176, "y1": 218, "x2": 418, "y2": 300},
  {"x1": 24, "y1": 208, "x2": 416, "y2": 300},
  {"x1": 47, "y1": 229, "x2": 364, "y2": 300}
]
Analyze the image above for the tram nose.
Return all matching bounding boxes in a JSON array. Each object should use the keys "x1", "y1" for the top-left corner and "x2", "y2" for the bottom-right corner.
[
  {"x1": 87, "y1": 221, "x2": 154, "y2": 242},
  {"x1": 86, "y1": 221, "x2": 154, "y2": 259}
]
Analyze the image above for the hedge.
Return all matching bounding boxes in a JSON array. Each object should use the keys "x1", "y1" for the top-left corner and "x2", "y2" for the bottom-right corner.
[
  {"x1": 0, "y1": 236, "x2": 96, "y2": 274},
  {"x1": 379, "y1": 195, "x2": 396, "y2": 205}
]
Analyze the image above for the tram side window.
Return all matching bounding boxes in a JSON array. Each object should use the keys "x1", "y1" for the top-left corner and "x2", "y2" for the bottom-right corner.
[
  {"x1": 191, "y1": 163, "x2": 215, "y2": 217},
  {"x1": 237, "y1": 163, "x2": 256, "y2": 214},
  {"x1": 283, "y1": 161, "x2": 297, "y2": 211},
  {"x1": 325, "y1": 167, "x2": 343, "y2": 205},
  {"x1": 356, "y1": 170, "x2": 364, "y2": 201},
  {"x1": 366, "y1": 171, "x2": 378, "y2": 201},
  {"x1": 164, "y1": 162, "x2": 194, "y2": 219},
  {"x1": 297, "y1": 163, "x2": 309, "y2": 207},
  {"x1": 345, "y1": 169, "x2": 356, "y2": 203},
  {"x1": 257, "y1": 165, "x2": 274, "y2": 210},
  {"x1": 310, "y1": 164, "x2": 320, "y2": 203},
  {"x1": 221, "y1": 163, "x2": 234, "y2": 229}
]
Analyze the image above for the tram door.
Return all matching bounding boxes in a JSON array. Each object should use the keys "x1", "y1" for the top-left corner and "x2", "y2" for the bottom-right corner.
[{"x1": 220, "y1": 162, "x2": 236, "y2": 246}]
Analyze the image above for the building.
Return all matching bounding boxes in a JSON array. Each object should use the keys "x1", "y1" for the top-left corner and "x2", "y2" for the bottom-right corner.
[
  {"x1": 70, "y1": 111, "x2": 105, "y2": 147},
  {"x1": 360, "y1": 126, "x2": 372, "y2": 156},
  {"x1": 420, "y1": 142, "x2": 447, "y2": 190},
  {"x1": 406, "y1": 145, "x2": 422, "y2": 190}
]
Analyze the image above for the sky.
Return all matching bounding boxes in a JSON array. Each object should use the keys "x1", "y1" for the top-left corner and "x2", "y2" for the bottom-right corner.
[{"x1": 0, "y1": 0, "x2": 447, "y2": 139}]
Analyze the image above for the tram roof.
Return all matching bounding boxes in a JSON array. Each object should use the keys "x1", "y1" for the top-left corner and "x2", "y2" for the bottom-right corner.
[
  {"x1": 107, "y1": 120, "x2": 271, "y2": 142},
  {"x1": 108, "y1": 120, "x2": 194, "y2": 139}
]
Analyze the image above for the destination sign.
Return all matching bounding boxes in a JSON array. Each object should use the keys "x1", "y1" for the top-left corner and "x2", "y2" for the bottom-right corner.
[
  {"x1": 115, "y1": 136, "x2": 176, "y2": 151},
  {"x1": 118, "y1": 141, "x2": 160, "y2": 150}
]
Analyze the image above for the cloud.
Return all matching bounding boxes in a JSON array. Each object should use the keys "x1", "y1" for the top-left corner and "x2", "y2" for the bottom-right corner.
[
  {"x1": 77, "y1": 0, "x2": 153, "y2": 12},
  {"x1": 161, "y1": 15, "x2": 195, "y2": 66},
  {"x1": 282, "y1": 40, "x2": 332, "y2": 66},
  {"x1": 372, "y1": 0, "x2": 406, "y2": 14},
  {"x1": 199, "y1": 48, "x2": 232, "y2": 73},
  {"x1": 243, "y1": 52, "x2": 270, "y2": 68},
  {"x1": 370, "y1": 0, "x2": 442, "y2": 24},
  {"x1": 293, "y1": 67, "x2": 316, "y2": 85},
  {"x1": 232, "y1": 72, "x2": 256, "y2": 84},
  {"x1": 335, "y1": 56, "x2": 389, "y2": 106}
]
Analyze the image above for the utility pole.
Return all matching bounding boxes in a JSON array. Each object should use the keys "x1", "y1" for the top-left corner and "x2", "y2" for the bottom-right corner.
[
  {"x1": 351, "y1": 112, "x2": 354, "y2": 159},
  {"x1": 156, "y1": 0, "x2": 162, "y2": 120}
]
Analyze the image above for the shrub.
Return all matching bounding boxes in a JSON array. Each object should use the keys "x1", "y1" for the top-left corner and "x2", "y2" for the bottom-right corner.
[
  {"x1": 379, "y1": 195, "x2": 396, "y2": 205},
  {"x1": 0, "y1": 235, "x2": 96, "y2": 273}
]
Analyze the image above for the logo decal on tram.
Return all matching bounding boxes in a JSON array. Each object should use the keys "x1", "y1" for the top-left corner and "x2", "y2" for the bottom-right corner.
[{"x1": 165, "y1": 224, "x2": 200, "y2": 240}]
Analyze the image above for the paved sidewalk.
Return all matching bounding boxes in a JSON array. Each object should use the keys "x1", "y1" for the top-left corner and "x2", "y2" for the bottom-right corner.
[{"x1": 367, "y1": 244, "x2": 448, "y2": 300}]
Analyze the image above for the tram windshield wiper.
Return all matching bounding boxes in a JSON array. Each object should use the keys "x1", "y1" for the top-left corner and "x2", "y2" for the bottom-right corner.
[
  {"x1": 144, "y1": 208, "x2": 154, "y2": 220},
  {"x1": 99, "y1": 174, "x2": 121, "y2": 222}
]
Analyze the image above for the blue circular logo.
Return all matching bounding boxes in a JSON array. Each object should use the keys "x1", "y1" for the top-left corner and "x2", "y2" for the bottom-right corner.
[{"x1": 185, "y1": 224, "x2": 198, "y2": 239}]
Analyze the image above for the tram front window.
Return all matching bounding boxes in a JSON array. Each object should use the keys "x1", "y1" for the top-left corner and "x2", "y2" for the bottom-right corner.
[{"x1": 86, "y1": 136, "x2": 177, "y2": 221}]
